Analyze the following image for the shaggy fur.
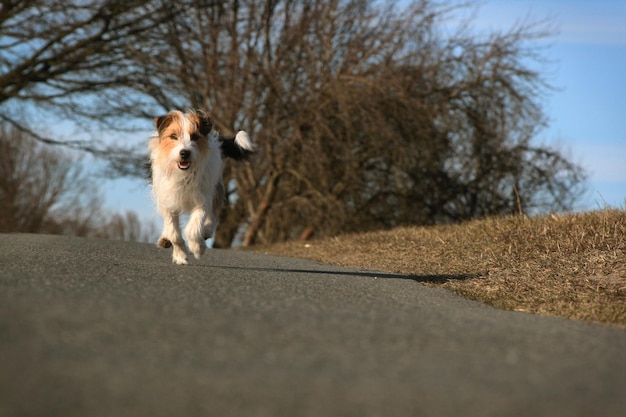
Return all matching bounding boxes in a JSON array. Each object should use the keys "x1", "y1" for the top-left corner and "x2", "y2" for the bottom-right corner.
[{"x1": 148, "y1": 109, "x2": 253, "y2": 264}]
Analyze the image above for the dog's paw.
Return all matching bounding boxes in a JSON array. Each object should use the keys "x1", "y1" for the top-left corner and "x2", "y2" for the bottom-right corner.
[
  {"x1": 172, "y1": 245, "x2": 189, "y2": 265},
  {"x1": 172, "y1": 253, "x2": 188, "y2": 265},
  {"x1": 157, "y1": 237, "x2": 172, "y2": 248},
  {"x1": 189, "y1": 240, "x2": 206, "y2": 260}
]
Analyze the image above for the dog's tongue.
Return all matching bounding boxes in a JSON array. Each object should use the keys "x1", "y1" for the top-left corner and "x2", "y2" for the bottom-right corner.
[{"x1": 179, "y1": 161, "x2": 190, "y2": 169}]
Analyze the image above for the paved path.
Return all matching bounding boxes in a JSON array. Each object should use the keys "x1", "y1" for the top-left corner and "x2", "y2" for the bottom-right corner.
[{"x1": 1, "y1": 233, "x2": 625, "y2": 417}]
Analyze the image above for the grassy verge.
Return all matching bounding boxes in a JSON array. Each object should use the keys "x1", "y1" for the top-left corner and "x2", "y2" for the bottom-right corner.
[{"x1": 252, "y1": 210, "x2": 626, "y2": 327}]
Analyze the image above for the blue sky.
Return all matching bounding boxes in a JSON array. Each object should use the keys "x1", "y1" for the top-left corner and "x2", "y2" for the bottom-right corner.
[
  {"x1": 101, "y1": 0, "x2": 626, "y2": 226},
  {"x1": 463, "y1": 0, "x2": 626, "y2": 210}
]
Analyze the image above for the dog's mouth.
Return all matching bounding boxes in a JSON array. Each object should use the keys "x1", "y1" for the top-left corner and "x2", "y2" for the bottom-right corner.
[{"x1": 177, "y1": 161, "x2": 191, "y2": 170}]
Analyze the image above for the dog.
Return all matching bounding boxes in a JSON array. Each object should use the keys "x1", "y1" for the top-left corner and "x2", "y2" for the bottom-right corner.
[{"x1": 148, "y1": 109, "x2": 253, "y2": 264}]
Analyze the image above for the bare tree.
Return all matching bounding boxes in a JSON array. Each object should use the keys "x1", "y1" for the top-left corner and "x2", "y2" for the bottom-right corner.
[
  {"x1": 0, "y1": 1, "x2": 170, "y2": 239},
  {"x1": 0, "y1": 125, "x2": 101, "y2": 233},
  {"x1": 112, "y1": 0, "x2": 584, "y2": 246},
  {"x1": 1, "y1": 0, "x2": 587, "y2": 246},
  {"x1": 0, "y1": 125, "x2": 156, "y2": 241},
  {"x1": 0, "y1": 0, "x2": 174, "y2": 153},
  {"x1": 83, "y1": 211, "x2": 156, "y2": 242}
]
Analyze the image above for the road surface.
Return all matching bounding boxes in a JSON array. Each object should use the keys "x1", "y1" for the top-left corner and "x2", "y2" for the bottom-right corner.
[{"x1": 1, "y1": 233, "x2": 625, "y2": 416}]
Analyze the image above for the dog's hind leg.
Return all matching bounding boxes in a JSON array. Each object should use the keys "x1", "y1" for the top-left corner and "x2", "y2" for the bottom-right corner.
[
  {"x1": 202, "y1": 213, "x2": 219, "y2": 242},
  {"x1": 159, "y1": 211, "x2": 188, "y2": 265},
  {"x1": 201, "y1": 181, "x2": 225, "y2": 243}
]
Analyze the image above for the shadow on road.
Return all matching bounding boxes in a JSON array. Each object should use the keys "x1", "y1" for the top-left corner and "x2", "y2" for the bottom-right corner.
[{"x1": 212, "y1": 264, "x2": 479, "y2": 284}]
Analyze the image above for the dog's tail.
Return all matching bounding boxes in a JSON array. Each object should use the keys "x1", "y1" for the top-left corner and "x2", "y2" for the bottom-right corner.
[{"x1": 219, "y1": 131, "x2": 255, "y2": 161}]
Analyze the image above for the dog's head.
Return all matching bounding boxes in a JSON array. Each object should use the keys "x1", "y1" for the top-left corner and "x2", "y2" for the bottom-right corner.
[{"x1": 152, "y1": 110, "x2": 213, "y2": 174}]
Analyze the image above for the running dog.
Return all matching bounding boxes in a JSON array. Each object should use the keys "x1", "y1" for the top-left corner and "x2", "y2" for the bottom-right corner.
[{"x1": 148, "y1": 109, "x2": 253, "y2": 264}]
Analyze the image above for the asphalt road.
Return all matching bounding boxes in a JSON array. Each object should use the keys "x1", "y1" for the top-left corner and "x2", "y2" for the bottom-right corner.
[{"x1": 1, "y1": 233, "x2": 625, "y2": 417}]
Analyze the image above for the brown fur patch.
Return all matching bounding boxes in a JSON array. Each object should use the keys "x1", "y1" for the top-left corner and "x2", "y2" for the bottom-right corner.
[{"x1": 157, "y1": 237, "x2": 172, "y2": 248}]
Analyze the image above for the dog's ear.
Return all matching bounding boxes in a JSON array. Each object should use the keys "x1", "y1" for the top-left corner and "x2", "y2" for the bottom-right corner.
[
  {"x1": 195, "y1": 110, "x2": 213, "y2": 136},
  {"x1": 155, "y1": 114, "x2": 173, "y2": 134}
]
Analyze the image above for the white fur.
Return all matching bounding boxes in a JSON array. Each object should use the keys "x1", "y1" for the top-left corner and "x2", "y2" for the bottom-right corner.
[{"x1": 235, "y1": 130, "x2": 254, "y2": 152}]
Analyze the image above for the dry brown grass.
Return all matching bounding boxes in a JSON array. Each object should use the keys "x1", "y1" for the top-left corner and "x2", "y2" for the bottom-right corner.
[{"x1": 252, "y1": 210, "x2": 626, "y2": 326}]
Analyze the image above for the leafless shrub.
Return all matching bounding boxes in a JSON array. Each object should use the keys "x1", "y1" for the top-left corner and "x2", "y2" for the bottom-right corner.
[
  {"x1": 0, "y1": 125, "x2": 155, "y2": 241},
  {"x1": 0, "y1": 125, "x2": 95, "y2": 233},
  {"x1": 94, "y1": 211, "x2": 158, "y2": 242}
]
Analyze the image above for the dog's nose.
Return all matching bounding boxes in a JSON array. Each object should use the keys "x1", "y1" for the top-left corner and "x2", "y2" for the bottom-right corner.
[{"x1": 179, "y1": 149, "x2": 191, "y2": 160}]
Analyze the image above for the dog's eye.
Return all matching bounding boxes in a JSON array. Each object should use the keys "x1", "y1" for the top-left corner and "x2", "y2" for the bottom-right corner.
[
  {"x1": 169, "y1": 134, "x2": 178, "y2": 140},
  {"x1": 190, "y1": 133, "x2": 200, "y2": 142}
]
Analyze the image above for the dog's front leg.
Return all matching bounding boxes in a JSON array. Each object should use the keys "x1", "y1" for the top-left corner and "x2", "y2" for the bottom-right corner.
[
  {"x1": 185, "y1": 206, "x2": 207, "y2": 260},
  {"x1": 159, "y1": 211, "x2": 188, "y2": 265}
]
